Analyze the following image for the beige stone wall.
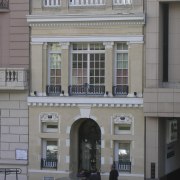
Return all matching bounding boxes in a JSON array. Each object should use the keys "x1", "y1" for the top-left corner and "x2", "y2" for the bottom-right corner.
[
  {"x1": 28, "y1": 105, "x2": 144, "y2": 180},
  {"x1": 0, "y1": 92, "x2": 28, "y2": 180}
]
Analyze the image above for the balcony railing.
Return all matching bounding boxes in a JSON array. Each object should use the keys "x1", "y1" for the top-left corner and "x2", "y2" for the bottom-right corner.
[
  {"x1": 112, "y1": 85, "x2": 128, "y2": 96},
  {"x1": 0, "y1": 68, "x2": 28, "y2": 90},
  {"x1": 0, "y1": 0, "x2": 9, "y2": 9},
  {"x1": 69, "y1": 0, "x2": 105, "y2": 6},
  {"x1": 113, "y1": 0, "x2": 132, "y2": 5},
  {"x1": 43, "y1": 0, "x2": 61, "y2": 7},
  {"x1": 68, "y1": 84, "x2": 105, "y2": 96},
  {"x1": 114, "y1": 161, "x2": 131, "y2": 173},
  {"x1": 46, "y1": 85, "x2": 61, "y2": 96},
  {"x1": 41, "y1": 158, "x2": 58, "y2": 169}
]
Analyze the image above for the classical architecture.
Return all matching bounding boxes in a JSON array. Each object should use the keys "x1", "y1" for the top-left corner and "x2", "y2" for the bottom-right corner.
[
  {"x1": 0, "y1": 0, "x2": 29, "y2": 180},
  {"x1": 27, "y1": 0, "x2": 145, "y2": 180},
  {"x1": 144, "y1": 0, "x2": 180, "y2": 180}
]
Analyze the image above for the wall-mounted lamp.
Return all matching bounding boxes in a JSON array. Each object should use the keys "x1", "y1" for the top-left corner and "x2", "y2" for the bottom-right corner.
[
  {"x1": 61, "y1": 90, "x2": 64, "y2": 95},
  {"x1": 106, "y1": 91, "x2": 109, "y2": 96},
  {"x1": 134, "y1": 92, "x2": 137, "y2": 97},
  {"x1": 34, "y1": 91, "x2": 37, "y2": 96}
]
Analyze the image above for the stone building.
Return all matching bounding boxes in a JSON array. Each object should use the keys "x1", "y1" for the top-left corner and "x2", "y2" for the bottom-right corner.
[
  {"x1": 27, "y1": 0, "x2": 145, "y2": 180},
  {"x1": 144, "y1": 0, "x2": 180, "y2": 179},
  {"x1": 0, "y1": 0, "x2": 29, "y2": 180}
]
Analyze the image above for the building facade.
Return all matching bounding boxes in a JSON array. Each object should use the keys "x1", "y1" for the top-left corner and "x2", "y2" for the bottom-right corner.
[
  {"x1": 0, "y1": 0, "x2": 29, "y2": 180},
  {"x1": 144, "y1": 0, "x2": 180, "y2": 180},
  {"x1": 27, "y1": 0, "x2": 145, "y2": 180}
]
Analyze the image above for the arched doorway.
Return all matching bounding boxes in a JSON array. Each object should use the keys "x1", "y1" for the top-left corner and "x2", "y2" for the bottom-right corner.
[{"x1": 70, "y1": 118, "x2": 101, "y2": 177}]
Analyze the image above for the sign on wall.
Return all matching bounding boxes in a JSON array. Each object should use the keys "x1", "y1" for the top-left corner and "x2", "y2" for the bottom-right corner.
[{"x1": 166, "y1": 119, "x2": 178, "y2": 144}]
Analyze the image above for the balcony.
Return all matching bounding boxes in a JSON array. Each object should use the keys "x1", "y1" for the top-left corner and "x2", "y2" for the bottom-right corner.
[
  {"x1": 46, "y1": 85, "x2": 61, "y2": 96},
  {"x1": 112, "y1": 85, "x2": 128, "y2": 96},
  {"x1": 114, "y1": 161, "x2": 131, "y2": 173},
  {"x1": 0, "y1": 0, "x2": 9, "y2": 9},
  {"x1": 69, "y1": 0, "x2": 105, "y2": 6},
  {"x1": 113, "y1": 0, "x2": 132, "y2": 5},
  {"x1": 0, "y1": 68, "x2": 28, "y2": 90},
  {"x1": 41, "y1": 158, "x2": 58, "y2": 169},
  {"x1": 43, "y1": 0, "x2": 61, "y2": 7},
  {"x1": 68, "y1": 84, "x2": 105, "y2": 96}
]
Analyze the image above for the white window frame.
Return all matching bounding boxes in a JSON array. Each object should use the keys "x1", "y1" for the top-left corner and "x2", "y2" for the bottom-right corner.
[
  {"x1": 70, "y1": 42, "x2": 105, "y2": 86},
  {"x1": 42, "y1": 139, "x2": 58, "y2": 159},
  {"x1": 48, "y1": 43, "x2": 62, "y2": 86},
  {"x1": 114, "y1": 42, "x2": 129, "y2": 87},
  {"x1": 114, "y1": 140, "x2": 131, "y2": 162}
]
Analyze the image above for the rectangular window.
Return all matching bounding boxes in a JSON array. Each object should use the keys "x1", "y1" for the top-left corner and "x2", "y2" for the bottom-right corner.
[
  {"x1": 114, "y1": 124, "x2": 131, "y2": 134},
  {"x1": 41, "y1": 139, "x2": 58, "y2": 169},
  {"x1": 69, "y1": 43, "x2": 105, "y2": 95},
  {"x1": 42, "y1": 122, "x2": 58, "y2": 133},
  {"x1": 113, "y1": 43, "x2": 128, "y2": 96},
  {"x1": 47, "y1": 43, "x2": 61, "y2": 96},
  {"x1": 114, "y1": 141, "x2": 131, "y2": 172}
]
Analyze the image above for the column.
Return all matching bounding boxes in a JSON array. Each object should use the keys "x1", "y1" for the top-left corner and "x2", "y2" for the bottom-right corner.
[
  {"x1": 31, "y1": 43, "x2": 43, "y2": 95},
  {"x1": 103, "y1": 42, "x2": 114, "y2": 96},
  {"x1": 106, "y1": 0, "x2": 113, "y2": 10},
  {"x1": 60, "y1": 42, "x2": 70, "y2": 96},
  {"x1": 42, "y1": 43, "x2": 47, "y2": 96},
  {"x1": 128, "y1": 42, "x2": 143, "y2": 96}
]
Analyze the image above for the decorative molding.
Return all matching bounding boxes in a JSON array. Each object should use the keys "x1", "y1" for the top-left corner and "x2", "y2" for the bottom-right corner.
[
  {"x1": 103, "y1": 41, "x2": 114, "y2": 49},
  {"x1": 26, "y1": 13, "x2": 145, "y2": 26},
  {"x1": 28, "y1": 97, "x2": 143, "y2": 108},
  {"x1": 39, "y1": 112, "x2": 59, "y2": 122},
  {"x1": 113, "y1": 113, "x2": 134, "y2": 124},
  {"x1": 31, "y1": 35, "x2": 144, "y2": 44}
]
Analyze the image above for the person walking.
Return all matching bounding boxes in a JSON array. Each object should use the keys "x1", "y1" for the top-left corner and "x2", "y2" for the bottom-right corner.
[{"x1": 109, "y1": 165, "x2": 119, "y2": 180}]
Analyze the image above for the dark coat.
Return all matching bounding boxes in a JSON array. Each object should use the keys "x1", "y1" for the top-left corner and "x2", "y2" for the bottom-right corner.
[{"x1": 109, "y1": 169, "x2": 119, "y2": 180}]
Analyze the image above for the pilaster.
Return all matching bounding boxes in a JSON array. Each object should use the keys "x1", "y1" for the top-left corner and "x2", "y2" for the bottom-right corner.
[
  {"x1": 60, "y1": 42, "x2": 70, "y2": 96},
  {"x1": 103, "y1": 42, "x2": 114, "y2": 96}
]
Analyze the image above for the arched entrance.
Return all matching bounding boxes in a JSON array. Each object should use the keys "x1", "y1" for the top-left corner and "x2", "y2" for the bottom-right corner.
[{"x1": 70, "y1": 118, "x2": 101, "y2": 177}]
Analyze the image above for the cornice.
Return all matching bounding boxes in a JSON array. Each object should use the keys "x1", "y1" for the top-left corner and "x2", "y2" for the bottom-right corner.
[
  {"x1": 27, "y1": 96, "x2": 143, "y2": 108},
  {"x1": 26, "y1": 13, "x2": 145, "y2": 27}
]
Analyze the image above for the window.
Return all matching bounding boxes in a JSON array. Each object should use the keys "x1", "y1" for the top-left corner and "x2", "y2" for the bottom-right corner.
[
  {"x1": 47, "y1": 43, "x2": 61, "y2": 96},
  {"x1": 113, "y1": 43, "x2": 128, "y2": 96},
  {"x1": 42, "y1": 121, "x2": 58, "y2": 133},
  {"x1": 43, "y1": 0, "x2": 61, "y2": 7},
  {"x1": 69, "y1": 43, "x2": 105, "y2": 95},
  {"x1": 114, "y1": 124, "x2": 131, "y2": 134},
  {"x1": 114, "y1": 141, "x2": 131, "y2": 172},
  {"x1": 41, "y1": 139, "x2": 58, "y2": 169}
]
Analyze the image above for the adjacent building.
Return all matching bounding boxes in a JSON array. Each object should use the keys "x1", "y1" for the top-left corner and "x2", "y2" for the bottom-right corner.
[
  {"x1": 27, "y1": 0, "x2": 145, "y2": 180},
  {"x1": 0, "y1": 0, "x2": 29, "y2": 180},
  {"x1": 144, "y1": 0, "x2": 180, "y2": 179}
]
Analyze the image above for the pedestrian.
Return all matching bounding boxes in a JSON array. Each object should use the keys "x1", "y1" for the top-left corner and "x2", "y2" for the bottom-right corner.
[{"x1": 109, "y1": 165, "x2": 119, "y2": 180}]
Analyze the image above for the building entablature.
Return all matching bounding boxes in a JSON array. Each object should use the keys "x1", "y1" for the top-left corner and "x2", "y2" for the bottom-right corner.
[
  {"x1": 27, "y1": 96, "x2": 143, "y2": 108},
  {"x1": 27, "y1": 13, "x2": 145, "y2": 27}
]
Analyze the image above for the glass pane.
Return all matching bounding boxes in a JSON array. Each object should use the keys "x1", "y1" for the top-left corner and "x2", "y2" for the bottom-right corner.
[
  {"x1": 118, "y1": 143, "x2": 130, "y2": 162},
  {"x1": 100, "y1": 70, "x2": 105, "y2": 76},
  {"x1": 123, "y1": 69, "x2": 128, "y2": 76},
  {"x1": 123, "y1": 61, "x2": 128, "y2": 69},
  {"x1": 50, "y1": 69, "x2": 55, "y2": 76},
  {"x1": 56, "y1": 77, "x2": 61, "y2": 84},
  {"x1": 90, "y1": 70, "x2": 94, "y2": 76},
  {"x1": 95, "y1": 54, "x2": 99, "y2": 61},
  {"x1": 116, "y1": 69, "x2": 123, "y2": 76},
  {"x1": 123, "y1": 53, "x2": 128, "y2": 61},
  {"x1": 90, "y1": 54, "x2": 94, "y2": 61},
  {"x1": 95, "y1": 70, "x2": 99, "y2": 76},
  {"x1": 50, "y1": 77, "x2": 55, "y2": 84},
  {"x1": 95, "y1": 62, "x2": 99, "y2": 68},
  {"x1": 123, "y1": 43, "x2": 128, "y2": 50},
  {"x1": 46, "y1": 141, "x2": 58, "y2": 159},
  {"x1": 90, "y1": 62, "x2": 94, "y2": 68},
  {"x1": 56, "y1": 69, "x2": 61, "y2": 76},
  {"x1": 100, "y1": 77, "x2": 104, "y2": 84},
  {"x1": 100, "y1": 62, "x2": 105, "y2": 68},
  {"x1": 117, "y1": 53, "x2": 122, "y2": 61},
  {"x1": 83, "y1": 69, "x2": 87, "y2": 76},
  {"x1": 72, "y1": 69, "x2": 77, "y2": 76},
  {"x1": 90, "y1": 77, "x2": 94, "y2": 84},
  {"x1": 100, "y1": 54, "x2": 105, "y2": 60}
]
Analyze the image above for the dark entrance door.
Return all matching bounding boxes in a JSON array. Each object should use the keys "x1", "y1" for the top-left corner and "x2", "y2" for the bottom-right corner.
[{"x1": 78, "y1": 119, "x2": 101, "y2": 172}]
